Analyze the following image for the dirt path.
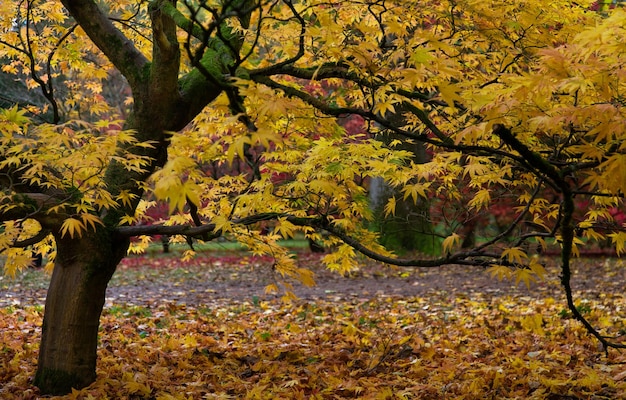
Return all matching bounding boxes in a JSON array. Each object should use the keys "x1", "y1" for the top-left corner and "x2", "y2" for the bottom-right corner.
[{"x1": 1, "y1": 253, "x2": 623, "y2": 309}]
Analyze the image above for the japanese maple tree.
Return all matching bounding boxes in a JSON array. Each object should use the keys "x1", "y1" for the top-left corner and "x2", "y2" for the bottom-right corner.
[{"x1": 1, "y1": 0, "x2": 625, "y2": 394}]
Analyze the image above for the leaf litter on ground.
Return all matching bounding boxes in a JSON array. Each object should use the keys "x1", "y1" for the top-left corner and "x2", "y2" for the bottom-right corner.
[{"x1": 1, "y1": 253, "x2": 626, "y2": 399}]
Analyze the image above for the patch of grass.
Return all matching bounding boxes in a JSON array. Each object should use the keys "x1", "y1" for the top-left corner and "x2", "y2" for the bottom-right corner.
[
  {"x1": 106, "y1": 305, "x2": 152, "y2": 318},
  {"x1": 145, "y1": 238, "x2": 311, "y2": 255},
  {"x1": 558, "y1": 303, "x2": 592, "y2": 318}
]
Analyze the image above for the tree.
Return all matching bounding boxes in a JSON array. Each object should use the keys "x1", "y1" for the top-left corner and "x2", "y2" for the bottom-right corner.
[
  {"x1": 370, "y1": 131, "x2": 435, "y2": 253},
  {"x1": 1, "y1": 0, "x2": 625, "y2": 394}
]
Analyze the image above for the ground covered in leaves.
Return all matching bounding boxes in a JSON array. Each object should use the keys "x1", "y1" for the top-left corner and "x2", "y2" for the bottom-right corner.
[{"x1": 1, "y1": 251, "x2": 626, "y2": 399}]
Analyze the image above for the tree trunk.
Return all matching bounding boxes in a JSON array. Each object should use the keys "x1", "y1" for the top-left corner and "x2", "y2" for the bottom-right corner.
[
  {"x1": 370, "y1": 125, "x2": 434, "y2": 254},
  {"x1": 371, "y1": 177, "x2": 435, "y2": 254},
  {"x1": 34, "y1": 229, "x2": 128, "y2": 395}
]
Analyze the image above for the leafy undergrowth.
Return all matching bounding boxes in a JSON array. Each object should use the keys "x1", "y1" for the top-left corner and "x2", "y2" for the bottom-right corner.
[{"x1": 2, "y1": 290, "x2": 626, "y2": 399}]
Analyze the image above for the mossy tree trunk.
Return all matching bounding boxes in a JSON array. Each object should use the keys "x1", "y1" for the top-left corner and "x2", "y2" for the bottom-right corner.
[
  {"x1": 32, "y1": 0, "x2": 228, "y2": 394},
  {"x1": 34, "y1": 230, "x2": 129, "y2": 395}
]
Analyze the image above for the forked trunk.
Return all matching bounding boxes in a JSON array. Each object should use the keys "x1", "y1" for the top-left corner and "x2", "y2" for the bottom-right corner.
[{"x1": 34, "y1": 229, "x2": 128, "y2": 395}]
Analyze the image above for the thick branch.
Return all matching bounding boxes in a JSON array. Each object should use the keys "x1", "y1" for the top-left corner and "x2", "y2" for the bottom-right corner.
[
  {"x1": 115, "y1": 212, "x2": 287, "y2": 237},
  {"x1": 0, "y1": 193, "x2": 68, "y2": 228},
  {"x1": 60, "y1": 0, "x2": 149, "y2": 88},
  {"x1": 150, "y1": 0, "x2": 181, "y2": 73},
  {"x1": 281, "y1": 215, "x2": 505, "y2": 269},
  {"x1": 250, "y1": 62, "x2": 385, "y2": 92},
  {"x1": 7, "y1": 229, "x2": 51, "y2": 249},
  {"x1": 116, "y1": 212, "x2": 496, "y2": 268},
  {"x1": 159, "y1": 1, "x2": 205, "y2": 40},
  {"x1": 251, "y1": 75, "x2": 382, "y2": 121},
  {"x1": 251, "y1": 75, "x2": 537, "y2": 170},
  {"x1": 492, "y1": 124, "x2": 563, "y2": 188}
]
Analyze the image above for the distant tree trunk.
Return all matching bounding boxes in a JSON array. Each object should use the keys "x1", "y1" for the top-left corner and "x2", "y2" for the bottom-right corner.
[
  {"x1": 34, "y1": 229, "x2": 128, "y2": 395},
  {"x1": 460, "y1": 218, "x2": 477, "y2": 249},
  {"x1": 161, "y1": 235, "x2": 170, "y2": 253},
  {"x1": 370, "y1": 128, "x2": 434, "y2": 254},
  {"x1": 371, "y1": 175, "x2": 435, "y2": 253},
  {"x1": 308, "y1": 237, "x2": 325, "y2": 253}
]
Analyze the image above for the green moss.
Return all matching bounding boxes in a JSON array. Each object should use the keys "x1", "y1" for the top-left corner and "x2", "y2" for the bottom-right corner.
[
  {"x1": 34, "y1": 367, "x2": 95, "y2": 396},
  {"x1": 12, "y1": 194, "x2": 39, "y2": 212}
]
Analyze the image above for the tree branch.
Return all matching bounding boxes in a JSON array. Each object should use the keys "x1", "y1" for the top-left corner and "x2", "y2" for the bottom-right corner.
[
  {"x1": 115, "y1": 212, "x2": 287, "y2": 237},
  {"x1": 492, "y1": 124, "x2": 563, "y2": 188},
  {"x1": 159, "y1": 0, "x2": 205, "y2": 40},
  {"x1": 250, "y1": 62, "x2": 384, "y2": 92},
  {"x1": 494, "y1": 124, "x2": 626, "y2": 350},
  {"x1": 250, "y1": 75, "x2": 541, "y2": 172},
  {"x1": 60, "y1": 0, "x2": 149, "y2": 88},
  {"x1": 0, "y1": 192, "x2": 68, "y2": 228},
  {"x1": 7, "y1": 228, "x2": 51, "y2": 249}
]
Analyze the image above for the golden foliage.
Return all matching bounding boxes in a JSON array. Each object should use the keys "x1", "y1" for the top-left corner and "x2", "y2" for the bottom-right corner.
[{"x1": 0, "y1": 0, "x2": 624, "y2": 321}]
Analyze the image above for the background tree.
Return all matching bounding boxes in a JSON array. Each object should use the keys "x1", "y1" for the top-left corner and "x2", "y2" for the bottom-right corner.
[
  {"x1": 369, "y1": 108, "x2": 435, "y2": 254},
  {"x1": 1, "y1": 0, "x2": 625, "y2": 395}
]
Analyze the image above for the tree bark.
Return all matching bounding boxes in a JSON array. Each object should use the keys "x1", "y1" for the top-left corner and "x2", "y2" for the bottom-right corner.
[
  {"x1": 34, "y1": 229, "x2": 129, "y2": 395},
  {"x1": 30, "y1": 1, "x2": 234, "y2": 394}
]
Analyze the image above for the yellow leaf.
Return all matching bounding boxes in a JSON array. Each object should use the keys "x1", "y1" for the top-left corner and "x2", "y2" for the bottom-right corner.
[
  {"x1": 274, "y1": 218, "x2": 297, "y2": 239},
  {"x1": 373, "y1": 99, "x2": 396, "y2": 116},
  {"x1": 60, "y1": 217, "x2": 85, "y2": 239},
  {"x1": 323, "y1": 244, "x2": 358, "y2": 274},
  {"x1": 181, "y1": 249, "x2": 195, "y2": 262},
  {"x1": 528, "y1": 258, "x2": 546, "y2": 281},
  {"x1": 2, "y1": 248, "x2": 34, "y2": 278},
  {"x1": 487, "y1": 264, "x2": 512, "y2": 281},
  {"x1": 282, "y1": 379, "x2": 300, "y2": 388},
  {"x1": 116, "y1": 190, "x2": 137, "y2": 207},
  {"x1": 384, "y1": 196, "x2": 396, "y2": 216},
  {"x1": 182, "y1": 334, "x2": 198, "y2": 347},
  {"x1": 296, "y1": 267, "x2": 316, "y2": 287},
  {"x1": 442, "y1": 233, "x2": 461, "y2": 255},
  {"x1": 437, "y1": 81, "x2": 463, "y2": 108},
  {"x1": 265, "y1": 283, "x2": 279, "y2": 294},
  {"x1": 468, "y1": 189, "x2": 491, "y2": 211},
  {"x1": 609, "y1": 232, "x2": 626, "y2": 256},
  {"x1": 212, "y1": 215, "x2": 232, "y2": 234},
  {"x1": 0, "y1": 105, "x2": 30, "y2": 126},
  {"x1": 515, "y1": 268, "x2": 537, "y2": 290},
  {"x1": 410, "y1": 47, "x2": 434, "y2": 65},
  {"x1": 342, "y1": 321, "x2": 362, "y2": 337},
  {"x1": 124, "y1": 380, "x2": 152, "y2": 397},
  {"x1": 501, "y1": 247, "x2": 528, "y2": 265},
  {"x1": 80, "y1": 213, "x2": 104, "y2": 231},
  {"x1": 119, "y1": 214, "x2": 136, "y2": 226},
  {"x1": 403, "y1": 184, "x2": 427, "y2": 203},
  {"x1": 398, "y1": 335, "x2": 412, "y2": 346},
  {"x1": 520, "y1": 314, "x2": 544, "y2": 335}
]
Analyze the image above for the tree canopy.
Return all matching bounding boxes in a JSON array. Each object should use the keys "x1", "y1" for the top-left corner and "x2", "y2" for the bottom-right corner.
[{"x1": 0, "y1": 0, "x2": 625, "y2": 394}]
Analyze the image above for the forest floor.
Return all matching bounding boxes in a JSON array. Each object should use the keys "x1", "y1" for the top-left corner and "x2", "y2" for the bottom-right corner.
[{"x1": 1, "y1": 251, "x2": 626, "y2": 399}]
